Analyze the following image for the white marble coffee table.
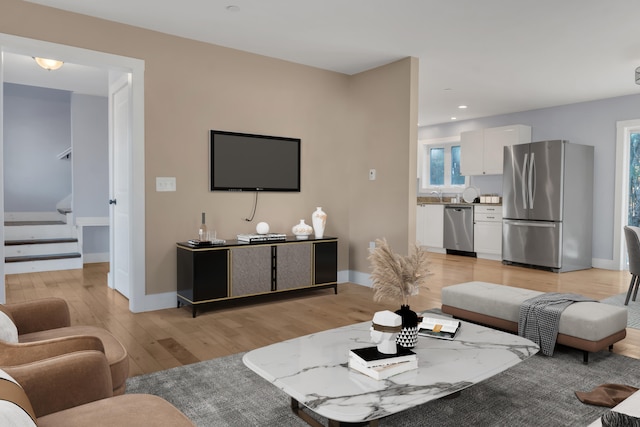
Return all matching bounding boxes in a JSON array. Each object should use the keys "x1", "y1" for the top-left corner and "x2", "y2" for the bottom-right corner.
[{"x1": 243, "y1": 312, "x2": 539, "y2": 426}]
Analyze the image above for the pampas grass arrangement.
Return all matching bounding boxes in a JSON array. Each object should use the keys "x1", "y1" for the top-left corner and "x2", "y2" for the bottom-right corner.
[{"x1": 368, "y1": 238, "x2": 430, "y2": 307}]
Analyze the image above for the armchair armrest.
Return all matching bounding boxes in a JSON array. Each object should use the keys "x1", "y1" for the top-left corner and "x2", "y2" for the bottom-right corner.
[
  {"x1": 4, "y1": 350, "x2": 113, "y2": 418},
  {"x1": 0, "y1": 335, "x2": 104, "y2": 365},
  {"x1": 5, "y1": 298, "x2": 71, "y2": 334}
]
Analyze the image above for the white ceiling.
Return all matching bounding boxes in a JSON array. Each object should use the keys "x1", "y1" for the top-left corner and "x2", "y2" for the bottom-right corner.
[{"x1": 11, "y1": 0, "x2": 640, "y2": 126}]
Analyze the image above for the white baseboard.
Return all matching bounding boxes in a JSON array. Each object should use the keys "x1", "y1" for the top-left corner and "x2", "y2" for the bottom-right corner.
[
  {"x1": 132, "y1": 292, "x2": 178, "y2": 313},
  {"x1": 83, "y1": 252, "x2": 109, "y2": 264},
  {"x1": 347, "y1": 270, "x2": 373, "y2": 288},
  {"x1": 592, "y1": 258, "x2": 621, "y2": 271}
]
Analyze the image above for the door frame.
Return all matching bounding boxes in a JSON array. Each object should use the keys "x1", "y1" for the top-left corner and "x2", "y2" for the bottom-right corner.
[
  {"x1": 614, "y1": 119, "x2": 640, "y2": 270},
  {"x1": 0, "y1": 33, "x2": 146, "y2": 312}
]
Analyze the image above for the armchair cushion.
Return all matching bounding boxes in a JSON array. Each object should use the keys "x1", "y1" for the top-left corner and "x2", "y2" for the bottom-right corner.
[
  {"x1": 0, "y1": 369, "x2": 37, "y2": 427},
  {"x1": 4, "y1": 351, "x2": 113, "y2": 418},
  {"x1": 3, "y1": 351, "x2": 194, "y2": 427},
  {"x1": 38, "y1": 394, "x2": 195, "y2": 427},
  {"x1": 0, "y1": 309, "x2": 18, "y2": 343},
  {"x1": 3, "y1": 298, "x2": 70, "y2": 335},
  {"x1": 19, "y1": 326, "x2": 128, "y2": 395}
]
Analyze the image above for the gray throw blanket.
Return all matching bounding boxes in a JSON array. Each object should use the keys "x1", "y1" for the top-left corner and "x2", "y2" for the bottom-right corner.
[{"x1": 518, "y1": 293, "x2": 596, "y2": 356}]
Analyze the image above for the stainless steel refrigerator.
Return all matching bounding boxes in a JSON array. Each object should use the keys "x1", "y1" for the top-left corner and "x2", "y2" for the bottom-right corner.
[{"x1": 502, "y1": 140, "x2": 594, "y2": 272}]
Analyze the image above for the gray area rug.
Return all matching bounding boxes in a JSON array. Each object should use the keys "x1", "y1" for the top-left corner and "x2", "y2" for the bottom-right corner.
[
  {"x1": 126, "y1": 346, "x2": 640, "y2": 426},
  {"x1": 601, "y1": 292, "x2": 640, "y2": 329}
]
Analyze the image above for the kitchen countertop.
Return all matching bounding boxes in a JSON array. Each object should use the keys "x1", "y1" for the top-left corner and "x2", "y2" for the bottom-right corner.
[{"x1": 417, "y1": 197, "x2": 501, "y2": 207}]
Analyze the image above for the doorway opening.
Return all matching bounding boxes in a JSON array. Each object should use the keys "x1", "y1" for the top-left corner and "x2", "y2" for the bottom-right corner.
[
  {"x1": 614, "y1": 119, "x2": 640, "y2": 270},
  {"x1": 0, "y1": 33, "x2": 146, "y2": 311}
]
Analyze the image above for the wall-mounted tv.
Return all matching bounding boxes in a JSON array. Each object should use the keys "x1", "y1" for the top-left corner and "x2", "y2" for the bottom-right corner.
[{"x1": 210, "y1": 130, "x2": 301, "y2": 192}]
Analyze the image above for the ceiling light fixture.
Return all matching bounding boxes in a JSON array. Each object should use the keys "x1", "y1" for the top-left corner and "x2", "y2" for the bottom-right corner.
[
  {"x1": 34, "y1": 57, "x2": 64, "y2": 71},
  {"x1": 450, "y1": 117, "x2": 457, "y2": 121},
  {"x1": 636, "y1": 67, "x2": 640, "y2": 85},
  {"x1": 458, "y1": 105, "x2": 468, "y2": 109}
]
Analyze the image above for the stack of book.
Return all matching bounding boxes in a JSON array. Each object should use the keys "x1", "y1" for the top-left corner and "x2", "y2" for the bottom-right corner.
[
  {"x1": 237, "y1": 233, "x2": 287, "y2": 243},
  {"x1": 418, "y1": 317, "x2": 461, "y2": 340},
  {"x1": 348, "y1": 346, "x2": 417, "y2": 380}
]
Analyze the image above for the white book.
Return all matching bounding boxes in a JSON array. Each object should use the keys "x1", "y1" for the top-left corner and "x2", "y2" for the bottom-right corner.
[
  {"x1": 348, "y1": 355, "x2": 418, "y2": 380},
  {"x1": 348, "y1": 346, "x2": 417, "y2": 368}
]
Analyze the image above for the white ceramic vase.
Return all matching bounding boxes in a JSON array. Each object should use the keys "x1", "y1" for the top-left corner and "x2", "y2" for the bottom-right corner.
[
  {"x1": 312, "y1": 207, "x2": 327, "y2": 239},
  {"x1": 292, "y1": 219, "x2": 313, "y2": 239}
]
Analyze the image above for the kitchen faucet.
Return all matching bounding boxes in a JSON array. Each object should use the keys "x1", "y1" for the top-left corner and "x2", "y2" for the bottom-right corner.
[{"x1": 430, "y1": 190, "x2": 443, "y2": 202}]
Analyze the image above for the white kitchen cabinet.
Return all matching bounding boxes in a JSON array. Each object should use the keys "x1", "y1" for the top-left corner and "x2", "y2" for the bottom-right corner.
[
  {"x1": 474, "y1": 205, "x2": 502, "y2": 259},
  {"x1": 460, "y1": 125, "x2": 531, "y2": 176},
  {"x1": 416, "y1": 204, "x2": 444, "y2": 250}
]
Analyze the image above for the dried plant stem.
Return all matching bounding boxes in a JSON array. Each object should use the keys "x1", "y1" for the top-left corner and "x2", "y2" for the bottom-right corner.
[{"x1": 369, "y1": 238, "x2": 430, "y2": 307}]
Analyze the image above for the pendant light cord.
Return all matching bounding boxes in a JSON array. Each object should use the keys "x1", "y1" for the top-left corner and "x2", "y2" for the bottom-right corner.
[{"x1": 244, "y1": 192, "x2": 259, "y2": 222}]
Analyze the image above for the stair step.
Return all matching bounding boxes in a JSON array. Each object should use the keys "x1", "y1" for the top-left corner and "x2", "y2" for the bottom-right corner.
[
  {"x1": 5, "y1": 238, "x2": 78, "y2": 246},
  {"x1": 5, "y1": 253, "x2": 81, "y2": 263},
  {"x1": 5, "y1": 220, "x2": 66, "y2": 226}
]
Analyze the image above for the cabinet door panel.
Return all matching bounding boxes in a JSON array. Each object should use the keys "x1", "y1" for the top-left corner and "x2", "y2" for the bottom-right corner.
[
  {"x1": 314, "y1": 241, "x2": 337, "y2": 285},
  {"x1": 423, "y1": 204, "x2": 444, "y2": 248},
  {"x1": 177, "y1": 248, "x2": 228, "y2": 302},
  {"x1": 474, "y1": 222, "x2": 502, "y2": 255},
  {"x1": 231, "y1": 246, "x2": 272, "y2": 296},
  {"x1": 276, "y1": 244, "x2": 312, "y2": 290},
  {"x1": 460, "y1": 129, "x2": 484, "y2": 176}
]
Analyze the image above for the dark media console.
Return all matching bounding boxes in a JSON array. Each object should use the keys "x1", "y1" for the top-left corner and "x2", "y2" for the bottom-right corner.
[{"x1": 176, "y1": 237, "x2": 338, "y2": 317}]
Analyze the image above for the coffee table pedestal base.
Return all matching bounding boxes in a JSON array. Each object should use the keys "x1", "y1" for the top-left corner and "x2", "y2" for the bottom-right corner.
[{"x1": 291, "y1": 398, "x2": 379, "y2": 427}]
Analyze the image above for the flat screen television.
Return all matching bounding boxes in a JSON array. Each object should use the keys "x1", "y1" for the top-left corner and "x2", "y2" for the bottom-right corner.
[{"x1": 210, "y1": 130, "x2": 301, "y2": 192}]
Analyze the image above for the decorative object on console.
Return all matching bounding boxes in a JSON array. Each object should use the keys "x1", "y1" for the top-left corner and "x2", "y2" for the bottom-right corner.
[
  {"x1": 198, "y1": 212, "x2": 208, "y2": 242},
  {"x1": 256, "y1": 222, "x2": 270, "y2": 234},
  {"x1": 237, "y1": 233, "x2": 286, "y2": 243},
  {"x1": 368, "y1": 238, "x2": 431, "y2": 349},
  {"x1": 312, "y1": 207, "x2": 327, "y2": 239},
  {"x1": 291, "y1": 219, "x2": 313, "y2": 239}
]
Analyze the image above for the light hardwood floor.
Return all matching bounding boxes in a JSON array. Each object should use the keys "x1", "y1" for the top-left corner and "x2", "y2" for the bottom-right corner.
[{"x1": 5, "y1": 253, "x2": 640, "y2": 377}]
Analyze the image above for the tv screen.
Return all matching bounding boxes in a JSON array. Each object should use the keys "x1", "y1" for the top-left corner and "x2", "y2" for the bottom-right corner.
[{"x1": 210, "y1": 130, "x2": 301, "y2": 192}]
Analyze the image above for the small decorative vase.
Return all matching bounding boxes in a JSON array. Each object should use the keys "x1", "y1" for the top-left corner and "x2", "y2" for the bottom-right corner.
[
  {"x1": 292, "y1": 219, "x2": 313, "y2": 239},
  {"x1": 312, "y1": 207, "x2": 327, "y2": 239},
  {"x1": 395, "y1": 305, "x2": 419, "y2": 349}
]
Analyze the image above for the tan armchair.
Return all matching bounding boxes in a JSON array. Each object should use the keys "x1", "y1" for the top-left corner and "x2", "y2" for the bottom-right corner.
[
  {"x1": 2, "y1": 350, "x2": 194, "y2": 426},
  {"x1": 0, "y1": 298, "x2": 129, "y2": 395}
]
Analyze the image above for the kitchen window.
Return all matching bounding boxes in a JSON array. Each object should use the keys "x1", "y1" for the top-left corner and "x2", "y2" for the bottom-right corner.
[{"x1": 419, "y1": 137, "x2": 467, "y2": 191}]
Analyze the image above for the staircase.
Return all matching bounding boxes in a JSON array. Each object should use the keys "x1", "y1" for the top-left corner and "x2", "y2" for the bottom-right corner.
[{"x1": 4, "y1": 212, "x2": 82, "y2": 274}]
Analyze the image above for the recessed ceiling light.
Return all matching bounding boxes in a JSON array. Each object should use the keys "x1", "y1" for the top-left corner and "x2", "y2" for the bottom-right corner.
[
  {"x1": 458, "y1": 105, "x2": 468, "y2": 109},
  {"x1": 226, "y1": 5, "x2": 240, "y2": 12},
  {"x1": 450, "y1": 117, "x2": 457, "y2": 121}
]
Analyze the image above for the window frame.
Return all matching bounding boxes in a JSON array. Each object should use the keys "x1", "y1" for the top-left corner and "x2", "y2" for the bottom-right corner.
[{"x1": 418, "y1": 136, "x2": 468, "y2": 192}]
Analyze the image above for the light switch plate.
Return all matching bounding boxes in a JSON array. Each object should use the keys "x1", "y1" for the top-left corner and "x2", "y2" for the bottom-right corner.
[{"x1": 156, "y1": 177, "x2": 176, "y2": 192}]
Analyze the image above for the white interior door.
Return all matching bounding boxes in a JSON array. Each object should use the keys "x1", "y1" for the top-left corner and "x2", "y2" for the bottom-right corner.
[{"x1": 109, "y1": 74, "x2": 132, "y2": 298}]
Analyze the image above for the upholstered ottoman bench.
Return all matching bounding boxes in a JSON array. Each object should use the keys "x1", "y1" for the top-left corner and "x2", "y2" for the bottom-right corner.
[{"x1": 441, "y1": 281, "x2": 627, "y2": 363}]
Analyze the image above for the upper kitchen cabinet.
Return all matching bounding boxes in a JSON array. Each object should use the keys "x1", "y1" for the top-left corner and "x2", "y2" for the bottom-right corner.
[{"x1": 460, "y1": 125, "x2": 531, "y2": 175}]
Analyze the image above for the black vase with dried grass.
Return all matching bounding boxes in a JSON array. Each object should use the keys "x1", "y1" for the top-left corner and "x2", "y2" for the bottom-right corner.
[{"x1": 368, "y1": 238, "x2": 430, "y2": 348}]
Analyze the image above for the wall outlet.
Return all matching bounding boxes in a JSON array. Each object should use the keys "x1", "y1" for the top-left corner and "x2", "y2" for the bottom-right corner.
[
  {"x1": 156, "y1": 177, "x2": 176, "y2": 192},
  {"x1": 369, "y1": 241, "x2": 376, "y2": 251},
  {"x1": 369, "y1": 169, "x2": 376, "y2": 180}
]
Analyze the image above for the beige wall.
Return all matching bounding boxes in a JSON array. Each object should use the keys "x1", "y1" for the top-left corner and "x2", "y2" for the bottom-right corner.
[
  {"x1": 1, "y1": 0, "x2": 418, "y2": 296},
  {"x1": 347, "y1": 58, "x2": 419, "y2": 274}
]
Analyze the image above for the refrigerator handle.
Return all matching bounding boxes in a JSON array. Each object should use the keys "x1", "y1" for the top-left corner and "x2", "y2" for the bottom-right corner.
[
  {"x1": 521, "y1": 153, "x2": 529, "y2": 209},
  {"x1": 528, "y1": 152, "x2": 536, "y2": 209}
]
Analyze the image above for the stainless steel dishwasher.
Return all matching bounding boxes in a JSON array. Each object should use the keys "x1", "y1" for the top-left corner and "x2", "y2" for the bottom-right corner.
[{"x1": 443, "y1": 205, "x2": 474, "y2": 253}]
